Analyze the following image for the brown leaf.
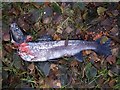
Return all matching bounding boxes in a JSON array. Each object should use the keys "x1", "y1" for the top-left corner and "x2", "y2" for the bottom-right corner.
[
  {"x1": 98, "y1": 76, "x2": 105, "y2": 87},
  {"x1": 44, "y1": 77, "x2": 61, "y2": 88},
  {"x1": 106, "y1": 55, "x2": 116, "y2": 65},
  {"x1": 70, "y1": 60, "x2": 78, "y2": 67},
  {"x1": 46, "y1": 28, "x2": 55, "y2": 35},
  {"x1": 28, "y1": 63, "x2": 35, "y2": 74},
  {"x1": 52, "y1": 80, "x2": 61, "y2": 88},
  {"x1": 89, "y1": 52, "x2": 100, "y2": 62},
  {"x1": 3, "y1": 32, "x2": 10, "y2": 42},
  {"x1": 108, "y1": 79, "x2": 116, "y2": 87},
  {"x1": 82, "y1": 50, "x2": 92, "y2": 56},
  {"x1": 18, "y1": 18, "x2": 30, "y2": 32},
  {"x1": 8, "y1": 7, "x2": 20, "y2": 16},
  {"x1": 112, "y1": 10, "x2": 119, "y2": 16},
  {"x1": 65, "y1": 26, "x2": 74, "y2": 34},
  {"x1": 50, "y1": 64, "x2": 60, "y2": 76},
  {"x1": 93, "y1": 32, "x2": 103, "y2": 40},
  {"x1": 34, "y1": 22, "x2": 41, "y2": 31},
  {"x1": 50, "y1": 64, "x2": 58, "y2": 71},
  {"x1": 111, "y1": 47, "x2": 119, "y2": 56},
  {"x1": 53, "y1": 34, "x2": 61, "y2": 40},
  {"x1": 4, "y1": 44, "x2": 13, "y2": 53},
  {"x1": 43, "y1": 17, "x2": 52, "y2": 24},
  {"x1": 110, "y1": 25, "x2": 119, "y2": 36}
]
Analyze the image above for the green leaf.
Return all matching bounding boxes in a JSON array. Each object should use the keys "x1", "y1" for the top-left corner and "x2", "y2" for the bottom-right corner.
[
  {"x1": 97, "y1": 7, "x2": 107, "y2": 15},
  {"x1": 51, "y1": 2, "x2": 62, "y2": 14},
  {"x1": 85, "y1": 63, "x2": 97, "y2": 80},
  {"x1": 101, "y1": 36, "x2": 109, "y2": 44},
  {"x1": 116, "y1": 56, "x2": 120, "y2": 65},
  {"x1": 12, "y1": 53, "x2": 22, "y2": 69},
  {"x1": 35, "y1": 62, "x2": 51, "y2": 76},
  {"x1": 78, "y1": 2, "x2": 86, "y2": 10}
]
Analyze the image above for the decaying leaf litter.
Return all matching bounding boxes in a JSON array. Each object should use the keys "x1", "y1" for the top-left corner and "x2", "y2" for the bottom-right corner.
[{"x1": 2, "y1": 2, "x2": 120, "y2": 88}]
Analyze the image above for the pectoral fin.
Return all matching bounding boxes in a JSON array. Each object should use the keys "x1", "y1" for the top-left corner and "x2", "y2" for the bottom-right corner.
[{"x1": 74, "y1": 52, "x2": 83, "y2": 62}]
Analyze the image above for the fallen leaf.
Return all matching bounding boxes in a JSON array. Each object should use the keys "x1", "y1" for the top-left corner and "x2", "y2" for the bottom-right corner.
[
  {"x1": 28, "y1": 63, "x2": 35, "y2": 74},
  {"x1": 65, "y1": 26, "x2": 74, "y2": 34},
  {"x1": 3, "y1": 32, "x2": 10, "y2": 41},
  {"x1": 29, "y1": 10, "x2": 41, "y2": 23},
  {"x1": 43, "y1": 17, "x2": 52, "y2": 24},
  {"x1": 100, "y1": 36, "x2": 109, "y2": 44},
  {"x1": 44, "y1": 77, "x2": 61, "y2": 88},
  {"x1": 12, "y1": 53, "x2": 22, "y2": 70},
  {"x1": 78, "y1": 2, "x2": 86, "y2": 10},
  {"x1": 43, "y1": 6, "x2": 53, "y2": 18},
  {"x1": 97, "y1": 7, "x2": 107, "y2": 15},
  {"x1": 106, "y1": 55, "x2": 116, "y2": 65},
  {"x1": 4, "y1": 44, "x2": 13, "y2": 53},
  {"x1": 50, "y1": 64, "x2": 58, "y2": 71},
  {"x1": 85, "y1": 63, "x2": 97, "y2": 80},
  {"x1": 70, "y1": 60, "x2": 78, "y2": 67},
  {"x1": 34, "y1": 22, "x2": 41, "y2": 31},
  {"x1": 110, "y1": 25, "x2": 119, "y2": 36},
  {"x1": 98, "y1": 76, "x2": 105, "y2": 87},
  {"x1": 53, "y1": 80, "x2": 61, "y2": 88},
  {"x1": 109, "y1": 79, "x2": 116, "y2": 87},
  {"x1": 18, "y1": 18, "x2": 30, "y2": 32},
  {"x1": 93, "y1": 32, "x2": 103, "y2": 40},
  {"x1": 82, "y1": 50, "x2": 92, "y2": 56},
  {"x1": 53, "y1": 34, "x2": 61, "y2": 40},
  {"x1": 31, "y1": 2, "x2": 43, "y2": 9},
  {"x1": 35, "y1": 62, "x2": 51, "y2": 76},
  {"x1": 89, "y1": 52, "x2": 100, "y2": 62},
  {"x1": 8, "y1": 7, "x2": 20, "y2": 16},
  {"x1": 112, "y1": 10, "x2": 119, "y2": 16},
  {"x1": 52, "y1": 2, "x2": 62, "y2": 14},
  {"x1": 46, "y1": 28, "x2": 55, "y2": 35},
  {"x1": 56, "y1": 26, "x2": 63, "y2": 34},
  {"x1": 101, "y1": 18, "x2": 112, "y2": 26},
  {"x1": 108, "y1": 70, "x2": 114, "y2": 77}
]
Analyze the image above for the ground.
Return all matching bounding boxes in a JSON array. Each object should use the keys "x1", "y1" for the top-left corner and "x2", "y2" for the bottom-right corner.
[{"x1": 2, "y1": 2, "x2": 120, "y2": 89}]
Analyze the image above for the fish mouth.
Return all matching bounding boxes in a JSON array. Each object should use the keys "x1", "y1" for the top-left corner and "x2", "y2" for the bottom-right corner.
[{"x1": 10, "y1": 23, "x2": 26, "y2": 44}]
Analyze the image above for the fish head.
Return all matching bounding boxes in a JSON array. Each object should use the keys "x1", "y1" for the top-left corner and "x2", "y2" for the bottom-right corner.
[{"x1": 10, "y1": 23, "x2": 26, "y2": 44}]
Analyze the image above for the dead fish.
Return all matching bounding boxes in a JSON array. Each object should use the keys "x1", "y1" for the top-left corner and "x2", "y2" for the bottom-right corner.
[{"x1": 10, "y1": 23, "x2": 112, "y2": 62}]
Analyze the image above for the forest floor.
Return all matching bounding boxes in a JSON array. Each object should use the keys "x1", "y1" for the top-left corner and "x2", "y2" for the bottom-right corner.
[{"x1": 2, "y1": 2, "x2": 120, "y2": 89}]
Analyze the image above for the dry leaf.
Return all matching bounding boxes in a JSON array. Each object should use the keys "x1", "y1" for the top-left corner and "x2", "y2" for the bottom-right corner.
[
  {"x1": 28, "y1": 63, "x2": 35, "y2": 74},
  {"x1": 89, "y1": 52, "x2": 100, "y2": 62},
  {"x1": 93, "y1": 32, "x2": 103, "y2": 40},
  {"x1": 53, "y1": 34, "x2": 61, "y2": 40},
  {"x1": 97, "y1": 7, "x2": 107, "y2": 15},
  {"x1": 3, "y1": 32, "x2": 10, "y2": 42},
  {"x1": 53, "y1": 80, "x2": 61, "y2": 88},
  {"x1": 50, "y1": 64, "x2": 58, "y2": 71},
  {"x1": 106, "y1": 55, "x2": 116, "y2": 65},
  {"x1": 56, "y1": 26, "x2": 63, "y2": 34},
  {"x1": 70, "y1": 60, "x2": 78, "y2": 67},
  {"x1": 4, "y1": 44, "x2": 13, "y2": 53},
  {"x1": 111, "y1": 47, "x2": 119, "y2": 56},
  {"x1": 18, "y1": 18, "x2": 30, "y2": 32},
  {"x1": 65, "y1": 26, "x2": 73, "y2": 34},
  {"x1": 8, "y1": 7, "x2": 20, "y2": 16},
  {"x1": 108, "y1": 79, "x2": 116, "y2": 87},
  {"x1": 43, "y1": 17, "x2": 52, "y2": 24}
]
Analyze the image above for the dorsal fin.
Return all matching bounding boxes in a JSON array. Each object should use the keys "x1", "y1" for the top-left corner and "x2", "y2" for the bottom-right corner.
[{"x1": 36, "y1": 35, "x2": 53, "y2": 41}]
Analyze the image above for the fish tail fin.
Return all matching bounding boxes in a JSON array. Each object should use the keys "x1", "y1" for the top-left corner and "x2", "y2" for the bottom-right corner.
[{"x1": 95, "y1": 38, "x2": 112, "y2": 57}]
